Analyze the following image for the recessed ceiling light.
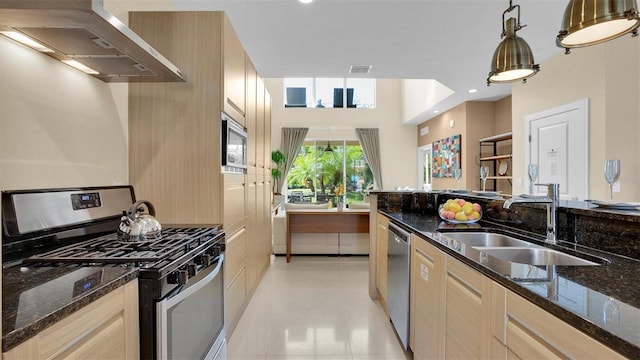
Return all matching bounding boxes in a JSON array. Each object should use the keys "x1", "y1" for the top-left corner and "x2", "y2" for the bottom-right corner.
[
  {"x1": 433, "y1": 110, "x2": 440, "y2": 113},
  {"x1": 468, "y1": 89, "x2": 478, "y2": 93},
  {"x1": 299, "y1": 0, "x2": 313, "y2": 4}
]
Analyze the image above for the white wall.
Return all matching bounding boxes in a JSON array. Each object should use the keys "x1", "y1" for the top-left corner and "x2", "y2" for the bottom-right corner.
[
  {"x1": 400, "y1": 79, "x2": 454, "y2": 125},
  {"x1": 266, "y1": 78, "x2": 418, "y2": 190},
  {"x1": 512, "y1": 36, "x2": 640, "y2": 201},
  {"x1": 0, "y1": 37, "x2": 128, "y2": 190}
]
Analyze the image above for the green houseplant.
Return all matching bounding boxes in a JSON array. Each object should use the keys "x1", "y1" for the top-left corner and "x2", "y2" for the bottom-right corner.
[{"x1": 271, "y1": 150, "x2": 286, "y2": 195}]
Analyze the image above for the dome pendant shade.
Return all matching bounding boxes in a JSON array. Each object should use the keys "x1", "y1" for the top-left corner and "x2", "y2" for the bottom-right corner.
[
  {"x1": 488, "y1": 17, "x2": 540, "y2": 84},
  {"x1": 557, "y1": 0, "x2": 640, "y2": 50},
  {"x1": 324, "y1": 141, "x2": 333, "y2": 152}
]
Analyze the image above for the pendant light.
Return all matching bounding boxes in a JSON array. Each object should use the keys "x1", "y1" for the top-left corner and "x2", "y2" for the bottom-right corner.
[
  {"x1": 487, "y1": 1, "x2": 540, "y2": 85},
  {"x1": 324, "y1": 141, "x2": 333, "y2": 152},
  {"x1": 557, "y1": 0, "x2": 640, "y2": 53}
]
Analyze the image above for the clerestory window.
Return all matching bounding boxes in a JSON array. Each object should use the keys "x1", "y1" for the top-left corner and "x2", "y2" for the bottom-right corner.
[{"x1": 283, "y1": 78, "x2": 376, "y2": 109}]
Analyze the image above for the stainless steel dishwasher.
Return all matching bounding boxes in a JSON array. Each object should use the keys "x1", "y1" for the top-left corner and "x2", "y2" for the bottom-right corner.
[{"x1": 387, "y1": 221, "x2": 411, "y2": 350}]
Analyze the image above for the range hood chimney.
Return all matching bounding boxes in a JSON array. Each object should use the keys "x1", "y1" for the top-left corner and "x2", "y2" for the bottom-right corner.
[{"x1": 0, "y1": 0, "x2": 186, "y2": 82}]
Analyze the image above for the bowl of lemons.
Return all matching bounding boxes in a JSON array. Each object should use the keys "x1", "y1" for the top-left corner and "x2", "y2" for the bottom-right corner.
[{"x1": 439, "y1": 199, "x2": 482, "y2": 223}]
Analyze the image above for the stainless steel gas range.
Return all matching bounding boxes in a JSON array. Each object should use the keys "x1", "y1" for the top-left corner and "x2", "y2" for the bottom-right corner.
[{"x1": 1, "y1": 186, "x2": 226, "y2": 360}]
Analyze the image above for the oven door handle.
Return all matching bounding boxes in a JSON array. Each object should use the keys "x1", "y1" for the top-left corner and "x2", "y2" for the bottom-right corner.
[{"x1": 164, "y1": 253, "x2": 224, "y2": 308}]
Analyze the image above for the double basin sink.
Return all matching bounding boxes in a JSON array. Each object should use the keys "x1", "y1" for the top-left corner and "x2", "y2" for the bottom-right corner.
[{"x1": 438, "y1": 231, "x2": 606, "y2": 266}]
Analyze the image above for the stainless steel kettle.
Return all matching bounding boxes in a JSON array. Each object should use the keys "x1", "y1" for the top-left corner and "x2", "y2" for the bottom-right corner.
[{"x1": 117, "y1": 200, "x2": 162, "y2": 242}]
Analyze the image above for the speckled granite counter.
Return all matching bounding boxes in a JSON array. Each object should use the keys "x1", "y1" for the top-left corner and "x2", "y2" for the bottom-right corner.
[
  {"x1": 380, "y1": 207, "x2": 640, "y2": 358},
  {"x1": 2, "y1": 265, "x2": 139, "y2": 352}
]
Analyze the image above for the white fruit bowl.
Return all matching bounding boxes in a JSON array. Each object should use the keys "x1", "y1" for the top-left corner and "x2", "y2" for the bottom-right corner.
[{"x1": 438, "y1": 203, "x2": 482, "y2": 224}]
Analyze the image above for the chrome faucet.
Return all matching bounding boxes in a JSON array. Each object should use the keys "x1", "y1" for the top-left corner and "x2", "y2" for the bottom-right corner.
[{"x1": 503, "y1": 183, "x2": 560, "y2": 244}]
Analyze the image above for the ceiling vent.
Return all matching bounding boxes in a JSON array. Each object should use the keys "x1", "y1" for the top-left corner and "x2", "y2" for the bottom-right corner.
[{"x1": 349, "y1": 64, "x2": 372, "y2": 74}]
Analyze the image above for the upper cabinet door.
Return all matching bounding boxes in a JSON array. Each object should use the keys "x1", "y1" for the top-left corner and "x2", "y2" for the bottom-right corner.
[
  {"x1": 263, "y1": 87, "x2": 272, "y2": 174},
  {"x1": 246, "y1": 58, "x2": 257, "y2": 169},
  {"x1": 256, "y1": 77, "x2": 265, "y2": 169},
  {"x1": 223, "y1": 16, "x2": 246, "y2": 125}
]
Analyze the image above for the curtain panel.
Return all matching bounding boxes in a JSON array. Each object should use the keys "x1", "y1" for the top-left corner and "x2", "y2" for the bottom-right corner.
[
  {"x1": 356, "y1": 128, "x2": 383, "y2": 190},
  {"x1": 278, "y1": 127, "x2": 309, "y2": 194}
]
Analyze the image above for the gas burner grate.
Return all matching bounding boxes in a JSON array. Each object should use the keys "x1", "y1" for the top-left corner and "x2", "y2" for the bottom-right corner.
[{"x1": 23, "y1": 227, "x2": 222, "y2": 266}]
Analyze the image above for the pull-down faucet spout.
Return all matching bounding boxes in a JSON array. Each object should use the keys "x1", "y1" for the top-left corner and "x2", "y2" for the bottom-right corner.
[{"x1": 503, "y1": 183, "x2": 560, "y2": 245}]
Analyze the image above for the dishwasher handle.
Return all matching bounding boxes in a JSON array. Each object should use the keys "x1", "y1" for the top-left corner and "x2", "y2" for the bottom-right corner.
[{"x1": 388, "y1": 222, "x2": 410, "y2": 244}]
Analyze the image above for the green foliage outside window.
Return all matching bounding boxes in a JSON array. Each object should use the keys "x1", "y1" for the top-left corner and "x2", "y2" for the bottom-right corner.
[{"x1": 286, "y1": 142, "x2": 373, "y2": 205}]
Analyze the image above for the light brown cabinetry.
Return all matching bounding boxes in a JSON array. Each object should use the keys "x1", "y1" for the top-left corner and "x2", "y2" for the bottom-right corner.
[
  {"x1": 503, "y1": 290, "x2": 625, "y2": 359},
  {"x1": 408, "y1": 235, "x2": 625, "y2": 359},
  {"x1": 223, "y1": 174, "x2": 247, "y2": 236},
  {"x1": 263, "y1": 89, "x2": 272, "y2": 177},
  {"x1": 444, "y1": 256, "x2": 492, "y2": 359},
  {"x1": 223, "y1": 16, "x2": 246, "y2": 125},
  {"x1": 129, "y1": 11, "x2": 272, "y2": 337},
  {"x1": 410, "y1": 234, "x2": 445, "y2": 359},
  {"x1": 256, "y1": 174, "x2": 271, "y2": 273},
  {"x1": 129, "y1": 11, "x2": 225, "y2": 225},
  {"x1": 225, "y1": 227, "x2": 248, "y2": 330},
  {"x1": 3, "y1": 280, "x2": 139, "y2": 360},
  {"x1": 256, "y1": 77, "x2": 266, "y2": 171},
  {"x1": 375, "y1": 214, "x2": 389, "y2": 309},
  {"x1": 246, "y1": 59, "x2": 257, "y2": 168}
]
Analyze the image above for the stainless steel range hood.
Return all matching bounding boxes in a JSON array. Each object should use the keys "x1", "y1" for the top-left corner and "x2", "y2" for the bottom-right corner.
[{"x1": 0, "y1": 0, "x2": 186, "y2": 82}]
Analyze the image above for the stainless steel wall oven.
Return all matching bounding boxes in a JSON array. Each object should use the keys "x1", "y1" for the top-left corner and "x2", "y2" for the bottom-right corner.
[
  {"x1": 221, "y1": 111, "x2": 247, "y2": 174},
  {"x1": 1, "y1": 186, "x2": 225, "y2": 359}
]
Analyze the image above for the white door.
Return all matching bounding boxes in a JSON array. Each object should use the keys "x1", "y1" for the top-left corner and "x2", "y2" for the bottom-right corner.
[
  {"x1": 526, "y1": 99, "x2": 589, "y2": 200},
  {"x1": 418, "y1": 144, "x2": 432, "y2": 191}
]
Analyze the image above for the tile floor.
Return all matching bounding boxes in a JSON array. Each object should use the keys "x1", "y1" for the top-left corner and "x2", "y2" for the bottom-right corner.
[{"x1": 227, "y1": 256, "x2": 412, "y2": 360}]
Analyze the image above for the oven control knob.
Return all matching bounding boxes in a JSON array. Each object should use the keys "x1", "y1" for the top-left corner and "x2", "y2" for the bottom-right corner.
[
  {"x1": 202, "y1": 254, "x2": 213, "y2": 266},
  {"x1": 188, "y1": 263, "x2": 198, "y2": 277},
  {"x1": 176, "y1": 270, "x2": 188, "y2": 285}
]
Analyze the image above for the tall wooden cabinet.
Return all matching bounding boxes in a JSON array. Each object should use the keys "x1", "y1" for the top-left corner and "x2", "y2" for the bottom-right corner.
[
  {"x1": 128, "y1": 11, "x2": 272, "y2": 337},
  {"x1": 223, "y1": 16, "x2": 246, "y2": 125}
]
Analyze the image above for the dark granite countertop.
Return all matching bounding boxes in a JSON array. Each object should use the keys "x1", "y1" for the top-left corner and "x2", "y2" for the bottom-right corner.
[
  {"x1": 2, "y1": 264, "x2": 139, "y2": 352},
  {"x1": 381, "y1": 209, "x2": 640, "y2": 359}
]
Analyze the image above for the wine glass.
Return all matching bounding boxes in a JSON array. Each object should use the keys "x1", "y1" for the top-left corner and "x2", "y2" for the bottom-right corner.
[
  {"x1": 603, "y1": 297, "x2": 620, "y2": 326},
  {"x1": 480, "y1": 166, "x2": 489, "y2": 192},
  {"x1": 454, "y1": 167, "x2": 462, "y2": 189},
  {"x1": 604, "y1": 159, "x2": 621, "y2": 200},
  {"x1": 528, "y1": 164, "x2": 539, "y2": 195}
]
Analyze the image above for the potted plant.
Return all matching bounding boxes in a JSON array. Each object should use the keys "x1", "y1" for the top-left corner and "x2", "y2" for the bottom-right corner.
[{"x1": 271, "y1": 150, "x2": 286, "y2": 205}]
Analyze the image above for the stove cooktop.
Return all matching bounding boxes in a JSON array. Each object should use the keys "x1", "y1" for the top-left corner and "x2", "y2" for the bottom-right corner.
[{"x1": 22, "y1": 226, "x2": 224, "y2": 273}]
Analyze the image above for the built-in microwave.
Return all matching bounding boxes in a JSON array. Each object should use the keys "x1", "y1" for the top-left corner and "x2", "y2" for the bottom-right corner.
[{"x1": 221, "y1": 112, "x2": 248, "y2": 173}]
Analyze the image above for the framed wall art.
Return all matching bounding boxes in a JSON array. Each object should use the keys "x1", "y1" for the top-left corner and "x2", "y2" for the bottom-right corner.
[{"x1": 432, "y1": 134, "x2": 461, "y2": 178}]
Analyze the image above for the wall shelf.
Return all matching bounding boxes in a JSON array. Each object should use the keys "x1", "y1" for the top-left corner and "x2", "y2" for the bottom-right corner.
[
  {"x1": 479, "y1": 154, "x2": 512, "y2": 161},
  {"x1": 479, "y1": 132, "x2": 512, "y2": 192}
]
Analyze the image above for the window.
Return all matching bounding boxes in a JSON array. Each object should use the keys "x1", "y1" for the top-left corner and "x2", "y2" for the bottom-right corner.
[
  {"x1": 418, "y1": 144, "x2": 433, "y2": 191},
  {"x1": 284, "y1": 78, "x2": 376, "y2": 109},
  {"x1": 286, "y1": 140, "x2": 373, "y2": 206}
]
